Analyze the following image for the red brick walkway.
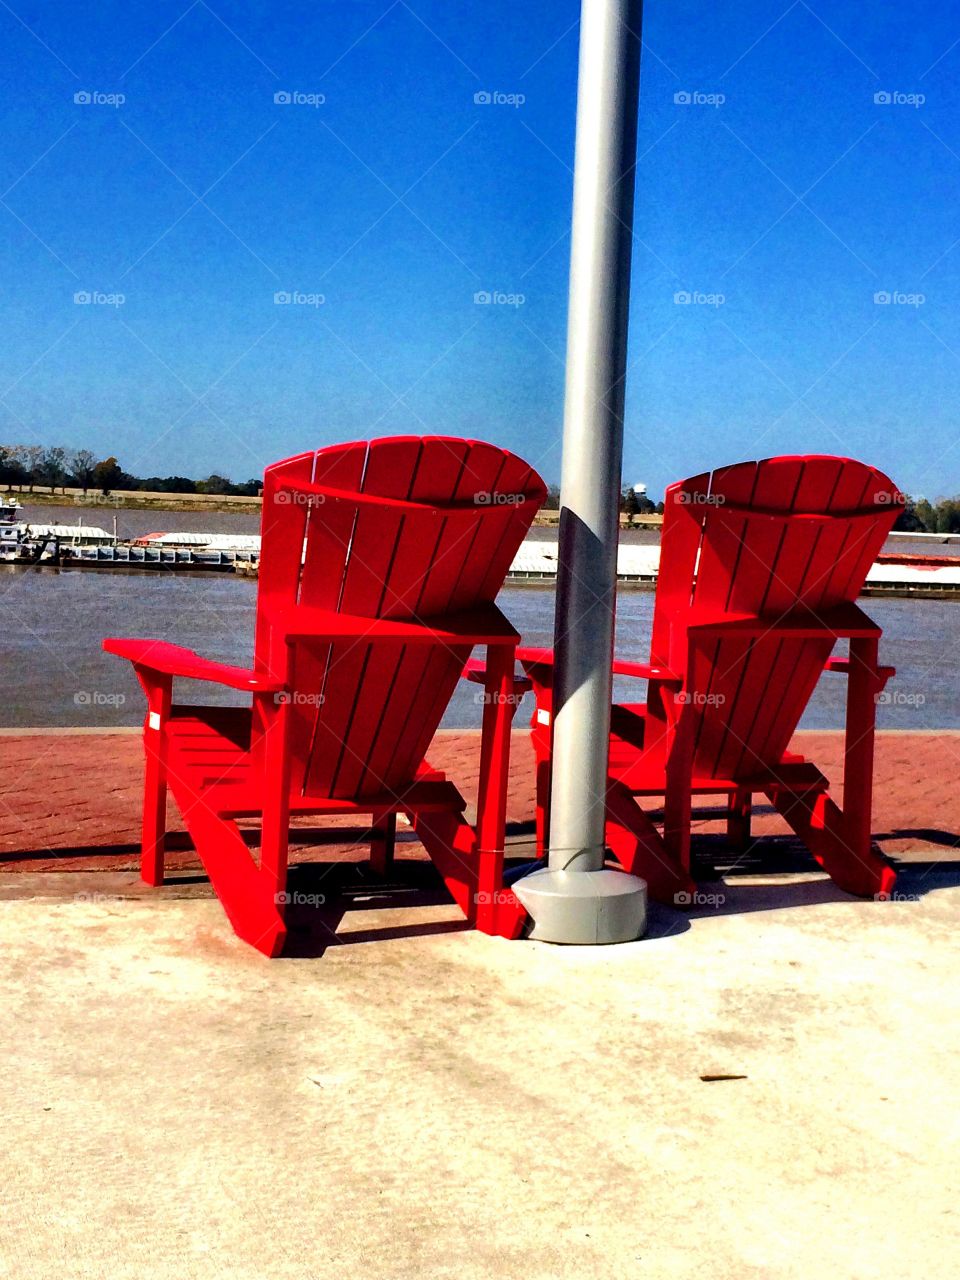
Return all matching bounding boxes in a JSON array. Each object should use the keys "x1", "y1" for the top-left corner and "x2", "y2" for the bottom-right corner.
[{"x1": 0, "y1": 729, "x2": 956, "y2": 873}]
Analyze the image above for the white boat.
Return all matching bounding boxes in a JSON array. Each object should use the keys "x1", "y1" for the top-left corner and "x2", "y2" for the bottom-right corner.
[
  {"x1": 133, "y1": 530, "x2": 261, "y2": 552},
  {"x1": 0, "y1": 500, "x2": 115, "y2": 563}
]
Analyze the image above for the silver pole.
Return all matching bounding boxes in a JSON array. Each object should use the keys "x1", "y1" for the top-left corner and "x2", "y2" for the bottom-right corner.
[{"x1": 513, "y1": 0, "x2": 647, "y2": 943}]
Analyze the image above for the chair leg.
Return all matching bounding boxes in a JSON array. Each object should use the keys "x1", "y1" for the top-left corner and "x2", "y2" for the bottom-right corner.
[
  {"x1": 605, "y1": 781, "x2": 696, "y2": 905},
  {"x1": 534, "y1": 759, "x2": 550, "y2": 859},
  {"x1": 370, "y1": 809, "x2": 397, "y2": 876},
  {"x1": 726, "y1": 788, "x2": 752, "y2": 852},
  {"x1": 259, "y1": 817, "x2": 291, "y2": 954},
  {"x1": 663, "y1": 706, "x2": 695, "y2": 871},
  {"x1": 140, "y1": 685, "x2": 171, "y2": 887},
  {"x1": 258, "y1": 693, "x2": 292, "y2": 950},
  {"x1": 766, "y1": 786, "x2": 895, "y2": 898},
  {"x1": 662, "y1": 798, "x2": 691, "y2": 870},
  {"x1": 188, "y1": 798, "x2": 289, "y2": 957},
  {"x1": 141, "y1": 755, "x2": 167, "y2": 886},
  {"x1": 770, "y1": 633, "x2": 894, "y2": 899},
  {"x1": 475, "y1": 646, "x2": 515, "y2": 934},
  {"x1": 843, "y1": 635, "x2": 880, "y2": 865}
]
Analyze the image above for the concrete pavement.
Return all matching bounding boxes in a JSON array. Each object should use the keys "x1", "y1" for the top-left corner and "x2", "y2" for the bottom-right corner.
[
  {"x1": 1, "y1": 868, "x2": 958, "y2": 1278},
  {"x1": 0, "y1": 730, "x2": 958, "y2": 1278}
]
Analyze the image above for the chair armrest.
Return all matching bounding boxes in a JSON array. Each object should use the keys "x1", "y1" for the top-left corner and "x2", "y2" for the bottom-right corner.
[
  {"x1": 687, "y1": 601, "x2": 881, "y2": 640},
  {"x1": 825, "y1": 656, "x2": 895, "y2": 688},
  {"x1": 612, "y1": 659, "x2": 682, "y2": 684},
  {"x1": 265, "y1": 601, "x2": 519, "y2": 647},
  {"x1": 517, "y1": 647, "x2": 680, "y2": 685},
  {"x1": 516, "y1": 646, "x2": 555, "y2": 667},
  {"x1": 102, "y1": 638, "x2": 284, "y2": 692}
]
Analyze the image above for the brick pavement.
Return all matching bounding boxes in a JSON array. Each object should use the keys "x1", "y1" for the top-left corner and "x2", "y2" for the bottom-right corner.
[{"x1": 0, "y1": 728, "x2": 956, "y2": 875}]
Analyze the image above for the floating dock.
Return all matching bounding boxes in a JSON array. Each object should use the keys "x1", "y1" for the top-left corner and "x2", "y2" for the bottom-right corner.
[
  {"x1": 3, "y1": 516, "x2": 959, "y2": 597},
  {"x1": 507, "y1": 540, "x2": 960, "y2": 597},
  {"x1": 60, "y1": 544, "x2": 258, "y2": 570},
  {"x1": 65, "y1": 529, "x2": 261, "y2": 570}
]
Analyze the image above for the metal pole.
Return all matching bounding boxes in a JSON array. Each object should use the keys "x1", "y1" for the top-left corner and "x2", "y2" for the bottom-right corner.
[{"x1": 513, "y1": 0, "x2": 647, "y2": 943}]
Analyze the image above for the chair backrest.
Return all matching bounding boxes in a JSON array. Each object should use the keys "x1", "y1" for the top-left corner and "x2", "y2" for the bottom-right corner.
[
  {"x1": 652, "y1": 455, "x2": 900, "y2": 780},
  {"x1": 255, "y1": 436, "x2": 546, "y2": 799}
]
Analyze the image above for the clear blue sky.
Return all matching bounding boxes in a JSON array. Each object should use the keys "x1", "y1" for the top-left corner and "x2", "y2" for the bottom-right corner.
[{"x1": 1, "y1": 0, "x2": 957, "y2": 498}]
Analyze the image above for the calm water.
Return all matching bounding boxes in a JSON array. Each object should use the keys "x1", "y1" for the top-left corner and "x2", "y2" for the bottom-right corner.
[{"x1": 0, "y1": 567, "x2": 956, "y2": 730}]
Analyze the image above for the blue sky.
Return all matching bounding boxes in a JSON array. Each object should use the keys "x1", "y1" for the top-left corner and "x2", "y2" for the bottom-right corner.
[{"x1": 0, "y1": 0, "x2": 958, "y2": 497}]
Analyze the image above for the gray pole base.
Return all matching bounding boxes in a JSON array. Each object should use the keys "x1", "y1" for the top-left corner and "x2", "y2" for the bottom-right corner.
[{"x1": 512, "y1": 867, "x2": 647, "y2": 945}]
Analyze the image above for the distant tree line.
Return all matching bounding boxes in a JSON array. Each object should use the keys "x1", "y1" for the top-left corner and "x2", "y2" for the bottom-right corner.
[
  {"x1": 895, "y1": 496, "x2": 960, "y2": 534},
  {"x1": 0, "y1": 444, "x2": 261, "y2": 498},
  {"x1": 4, "y1": 444, "x2": 953, "y2": 530}
]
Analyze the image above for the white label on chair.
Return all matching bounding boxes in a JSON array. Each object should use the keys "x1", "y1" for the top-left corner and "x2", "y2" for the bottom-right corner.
[
  {"x1": 148, "y1": 711, "x2": 161, "y2": 731},
  {"x1": 536, "y1": 709, "x2": 551, "y2": 726}
]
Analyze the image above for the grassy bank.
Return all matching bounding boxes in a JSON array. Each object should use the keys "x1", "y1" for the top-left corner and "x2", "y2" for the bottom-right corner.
[{"x1": 2, "y1": 486, "x2": 262, "y2": 516}]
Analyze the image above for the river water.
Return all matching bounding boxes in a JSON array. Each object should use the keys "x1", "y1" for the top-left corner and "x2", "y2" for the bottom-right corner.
[{"x1": 0, "y1": 565, "x2": 956, "y2": 731}]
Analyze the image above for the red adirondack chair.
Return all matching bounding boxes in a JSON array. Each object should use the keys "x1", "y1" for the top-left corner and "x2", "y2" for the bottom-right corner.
[
  {"x1": 104, "y1": 437, "x2": 546, "y2": 956},
  {"x1": 520, "y1": 455, "x2": 901, "y2": 904}
]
